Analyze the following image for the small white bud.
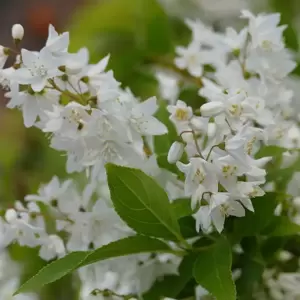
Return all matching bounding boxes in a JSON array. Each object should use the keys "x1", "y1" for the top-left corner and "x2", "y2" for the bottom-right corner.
[
  {"x1": 5, "y1": 209, "x2": 17, "y2": 223},
  {"x1": 200, "y1": 102, "x2": 224, "y2": 117},
  {"x1": 207, "y1": 122, "x2": 217, "y2": 138},
  {"x1": 278, "y1": 250, "x2": 293, "y2": 262},
  {"x1": 167, "y1": 141, "x2": 184, "y2": 164},
  {"x1": 12, "y1": 24, "x2": 24, "y2": 41}
]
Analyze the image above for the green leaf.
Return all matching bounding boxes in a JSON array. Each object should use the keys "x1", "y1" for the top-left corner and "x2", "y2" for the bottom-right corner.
[
  {"x1": 233, "y1": 193, "x2": 278, "y2": 238},
  {"x1": 15, "y1": 251, "x2": 90, "y2": 295},
  {"x1": 171, "y1": 198, "x2": 198, "y2": 239},
  {"x1": 143, "y1": 254, "x2": 197, "y2": 300},
  {"x1": 81, "y1": 235, "x2": 171, "y2": 267},
  {"x1": 172, "y1": 198, "x2": 193, "y2": 219},
  {"x1": 193, "y1": 237, "x2": 236, "y2": 300},
  {"x1": 15, "y1": 236, "x2": 171, "y2": 295},
  {"x1": 255, "y1": 145, "x2": 286, "y2": 159},
  {"x1": 236, "y1": 255, "x2": 264, "y2": 299},
  {"x1": 69, "y1": 0, "x2": 173, "y2": 97},
  {"x1": 106, "y1": 164, "x2": 182, "y2": 240},
  {"x1": 270, "y1": 216, "x2": 300, "y2": 236}
]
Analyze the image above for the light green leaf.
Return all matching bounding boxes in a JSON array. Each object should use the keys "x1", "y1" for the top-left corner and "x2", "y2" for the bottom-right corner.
[
  {"x1": 15, "y1": 236, "x2": 171, "y2": 295},
  {"x1": 193, "y1": 237, "x2": 236, "y2": 300},
  {"x1": 106, "y1": 164, "x2": 182, "y2": 240},
  {"x1": 172, "y1": 198, "x2": 193, "y2": 219},
  {"x1": 143, "y1": 254, "x2": 197, "y2": 300},
  {"x1": 270, "y1": 216, "x2": 300, "y2": 236}
]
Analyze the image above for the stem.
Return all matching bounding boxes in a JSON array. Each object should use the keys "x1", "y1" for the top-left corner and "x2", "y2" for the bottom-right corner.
[
  {"x1": 180, "y1": 130, "x2": 204, "y2": 159},
  {"x1": 146, "y1": 56, "x2": 203, "y2": 88},
  {"x1": 192, "y1": 131, "x2": 204, "y2": 159},
  {"x1": 206, "y1": 144, "x2": 219, "y2": 161},
  {"x1": 91, "y1": 289, "x2": 137, "y2": 300},
  {"x1": 48, "y1": 79, "x2": 86, "y2": 105}
]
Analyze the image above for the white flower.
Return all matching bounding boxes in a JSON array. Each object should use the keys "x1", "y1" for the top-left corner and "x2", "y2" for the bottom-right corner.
[
  {"x1": 194, "y1": 193, "x2": 245, "y2": 233},
  {"x1": 223, "y1": 27, "x2": 248, "y2": 52},
  {"x1": 13, "y1": 48, "x2": 62, "y2": 92},
  {"x1": 43, "y1": 102, "x2": 91, "y2": 137},
  {"x1": 177, "y1": 157, "x2": 218, "y2": 208},
  {"x1": 39, "y1": 234, "x2": 65, "y2": 261},
  {"x1": 25, "y1": 176, "x2": 72, "y2": 206},
  {"x1": 45, "y1": 24, "x2": 69, "y2": 57},
  {"x1": 130, "y1": 97, "x2": 167, "y2": 136},
  {"x1": 167, "y1": 100, "x2": 193, "y2": 125},
  {"x1": 4, "y1": 209, "x2": 44, "y2": 247},
  {"x1": 6, "y1": 83, "x2": 59, "y2": 127},
  {"x1": 241, "y1": 10, "x2": 286, "y2": 51},
  {"x1": 175, "y1": 42, "x2": 204, "y2": 77}
]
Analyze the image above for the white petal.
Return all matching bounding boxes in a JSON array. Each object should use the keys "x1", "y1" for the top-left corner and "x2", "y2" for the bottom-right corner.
[
  {"x1": 138, "y1": 117, "x2": 167, "y2": 135},
  {"x1": 21, "y1": 49, "x2": 37, "y2": 67},
  {"x1": 135, "y1": 96, "x2": 158, "y2": 116},
  {"x1": 228, "y1": 201, "x2": 245, "y2": 217},
  {"x1": 31, "y1": 79, "x2": 47, "y2": 92},
  {"x1": 22, "y1": 99, "x2": 39, "y2": 127},
  {"x1": 211, "y1": 209, "x2": 225, "y2": 233}
]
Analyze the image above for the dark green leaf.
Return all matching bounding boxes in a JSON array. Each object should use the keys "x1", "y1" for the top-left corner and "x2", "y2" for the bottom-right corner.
[
  {"x1": 193, "y1": 237, "x2": 236, "y2": 300},
  {"x1": 81, "y1": 235, "x2": 171, "y2": 267},
  {"x1": 236, "y1": 255, "x2": 264, "y2": 299},
  {"x1": 106, "y1": 164, "x2": 182, "y2": 240},
  {"x1": 233, "y1": 193, "x2": 278, "y2": 238},
  {"x1": 143, "y1": 254, "x2": 197, "y2": 300}
]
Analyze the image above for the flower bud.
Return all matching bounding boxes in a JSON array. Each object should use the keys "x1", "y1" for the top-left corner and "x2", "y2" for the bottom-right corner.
[
  {"x1": 12, "y1": 24, "x2": 24, "y2": 41},
  {"x1": 200, "y1": 102, "x2": 224, "y2": 117},
  {"x1": 5, "y1": 209, "x2": 17, "y2": 223},
  {"x1": 167, "y1": 141, "x2": 184, "y2": 164}
]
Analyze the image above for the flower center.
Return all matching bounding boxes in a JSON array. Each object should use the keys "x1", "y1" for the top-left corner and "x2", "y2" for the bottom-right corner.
[
  {"x1": 222, "y1": 165, "x2": 237, "y2": 178},
  {"x1": 175, "y1": 108, "x2": 189, "y2": 121},
  {"x1": 229, "y1": 104, "x2": 242, "y2": 117},
  {"x1": 194, "y1": 168, "x2": 205, "y2": 184}
]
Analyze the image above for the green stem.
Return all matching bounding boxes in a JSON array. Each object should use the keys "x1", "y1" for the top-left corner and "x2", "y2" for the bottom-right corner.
[
  {"x1": 146, "y1": 56, "x2": 203, "y2": 88},
  {"x1": 48, "y1": 79, "x2": 86, "y2": 105}
]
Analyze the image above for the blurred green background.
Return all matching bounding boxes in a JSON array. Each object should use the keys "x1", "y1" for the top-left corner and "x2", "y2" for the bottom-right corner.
[{"x1": 1, "y1": 0, "x2": 300, "y2": 299}]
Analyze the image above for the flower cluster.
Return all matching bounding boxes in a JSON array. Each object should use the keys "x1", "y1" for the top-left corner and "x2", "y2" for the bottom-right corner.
[
  {"x1": 1, "y1": 8, "x2": 300, "y2": 300},
  {"x1": 0, "y1": 24, "x2": 180, "y2": 299},
  {"x1": 161, "y1": 10, "x2": 300, "y2": 233}
]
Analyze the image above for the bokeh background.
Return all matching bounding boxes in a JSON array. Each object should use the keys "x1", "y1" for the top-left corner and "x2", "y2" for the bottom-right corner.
[{"x1": 1, "y1": 0, "x2": 300, "y2": 299}]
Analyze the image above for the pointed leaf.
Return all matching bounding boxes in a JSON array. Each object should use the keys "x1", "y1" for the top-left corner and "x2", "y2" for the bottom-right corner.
[
  {"x1": 193, "y1": 237, "x2": 236, "y2": 300},
  {"x1": 15, "y1": 236, "x2": 171, "y2": 295},
  {"x1": 106, "y1": 164, "x2": 182, "y2": 240},
  {"x1": 81, "y1": 235, "x2": 171, "y2": 266},
  {"x1": 15, "y1": 251, "x2": 90, "y2": 295}
]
